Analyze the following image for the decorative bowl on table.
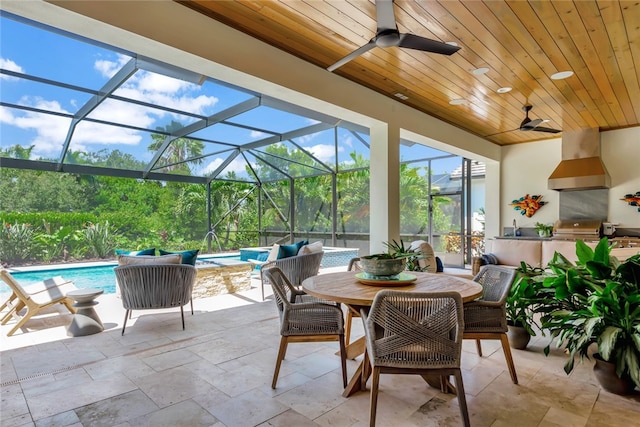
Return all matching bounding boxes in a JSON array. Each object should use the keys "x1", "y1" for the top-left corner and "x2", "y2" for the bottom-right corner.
[{"x1": 359, "y1": 255, "x2": 405, "y2": 279}]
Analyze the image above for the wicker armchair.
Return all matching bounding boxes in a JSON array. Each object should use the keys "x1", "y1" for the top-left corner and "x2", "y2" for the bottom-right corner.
[
  {"x1": 361, "y1": 290, "x2": 469, "y2": 427},
  {"x1": 263, "y1": 267, "x2": 347, "y2": 389},
  {"x1": 260, "y1": 250, "x2": 324, "y2": 300},
  {"x1": 463, "y1": 265, "x2": 518, "y2": 384},
  {"x1": 114, "y1": 264, "x2": 197, "y2": 335}
]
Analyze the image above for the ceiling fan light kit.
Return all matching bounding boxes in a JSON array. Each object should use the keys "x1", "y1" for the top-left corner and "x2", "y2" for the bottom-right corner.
[
  {"x1": 327, "y1": 0, "x2": 460, "y2": 72},
  {"x1": 551, "y1": 70, "x2": 574, "y2": 80},
  {"x1": 472, "y1": 67, "x2": 490, "y2": 75}
]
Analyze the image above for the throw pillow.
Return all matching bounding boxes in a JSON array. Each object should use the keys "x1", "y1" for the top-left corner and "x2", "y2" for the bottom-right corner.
[
  {"x1": 266, "y1": 244, "x2": 280, "y2": 262},
  {"x1": 117, "y1": 254, "x2": 182, "y2": 265},
  {"x1": 278, "y1": 243, "x2": 300, "y2": 259},
  {"x1": 435, "y1": 256, "x2": 444, "y2": 273},
  {"x1": 299, "y1": 240, "x2": 323, "y2": 255},
  {"x1": 481, "y1": 253, "x2": 499, "y2": 265},
  {"x1": 159, "y1": 249, "x2": 199, "y2": 265},
  {"x1": 256, "y1": 252, "x2": 269, "y2": 262},
  {"x1": 115, "y1": 248, "x2": 155, "y2": 256}
]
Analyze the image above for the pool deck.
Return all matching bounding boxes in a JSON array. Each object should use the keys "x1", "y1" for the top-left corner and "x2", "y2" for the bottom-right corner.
[{"x1": 1, "y1": 264, "x2": 638, "y2": 426}]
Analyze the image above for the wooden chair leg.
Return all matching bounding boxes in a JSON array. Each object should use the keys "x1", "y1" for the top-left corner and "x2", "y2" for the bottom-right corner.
[
  {"x1": 500, "y1": 333, "x2": 518, "y2": 384},
  {"x1": 272, "y1": 336, "x2": 289, "y2": 388},
  {"x1": 369, "y1": 367, "x2": 381, "y2": 427},
  {"x1": 7, "y1": 306, "x2": 34, "y2": 336},
  {"x1": 475, "y1": 339, "x2": 483, "y2": 356},
  {"x1": 453, "y1": 370, "x2": 470, "y2": 427}
]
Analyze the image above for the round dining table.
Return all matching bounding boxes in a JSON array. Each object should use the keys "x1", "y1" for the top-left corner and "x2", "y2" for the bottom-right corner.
[{"x1": 302, "y1": 271, "x2": 483, "y2": 397}]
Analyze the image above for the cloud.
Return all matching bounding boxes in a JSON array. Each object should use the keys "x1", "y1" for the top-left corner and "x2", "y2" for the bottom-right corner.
[
  {"x1": 202, "y1": 156, "x2": 249, "y2": 177},
  {"x1": 94, "y1": 54, "x2": 130, "y2": 78},
  {"x1": 4, "y1": 54, "x2": 220, "y2": 160},
  {"x1": 250, "y1": 130, "x2": 264, "y2": 138},
  {"x1": 0, "y1": 58, "x2": 24, "y2": 80},
  {"x1": 308, "y1": 143, "x2": 342, "y2": 163},
  {"x1": 1, "y1": 97, "x2": 142, "y2": 157}
]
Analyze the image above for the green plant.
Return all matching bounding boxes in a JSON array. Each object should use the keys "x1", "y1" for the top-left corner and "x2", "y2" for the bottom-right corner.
[
  {"x1": 539, "y1": 238, "x2": 640, "y2": 389},
  {"x1": 0, "y1": 222, "x2": 37, "y2": 264},
  {"x1": 507, "y1": 262, "x2": 545, "y2": 335},
  {"x1": 534, "y1": 222, "x2": 553, "y2": 236},
  {"x1": 82, "y1": 221, "x2": 118, "y2": 259},
  {"x1": 381, "y1": 239, "x2": 428, "y2": 272}
]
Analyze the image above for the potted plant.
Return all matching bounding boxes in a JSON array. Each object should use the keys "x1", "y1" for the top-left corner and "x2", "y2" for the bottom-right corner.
[
  {"x1": 539, "y1": 238, "x2": 640, "y2": 394},
  {"x1": 360, "y1": 240, "x2": 423, "y2": 277},
  {"x1": 534, "y1": 222, "x2": 554, "y2": 237},
  {"x1": 505, "y1": 262, "x2": 545, "y2": 349}
]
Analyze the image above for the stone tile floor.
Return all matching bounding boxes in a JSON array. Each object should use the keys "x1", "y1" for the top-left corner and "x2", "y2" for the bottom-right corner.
[{"x1": 1, "y1": 272, "x2": 639, "y2": 426}]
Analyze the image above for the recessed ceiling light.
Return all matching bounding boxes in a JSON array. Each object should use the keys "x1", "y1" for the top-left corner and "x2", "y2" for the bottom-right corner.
[
  {"x1": 394, "y1": 92, "x2": 409, "y2": 100},
  {"x1": 551, "y1": 70, "x2": 574, "y2": 80},
  {"x1": 496, "y1": 87, "x2": 512, "y2": 94},
  {"x1": 472, "y1": 67, "x2": 489, "y2": 75},
  {"x1": 449, "y1": 98, "x2": 466, "y2": 105}
]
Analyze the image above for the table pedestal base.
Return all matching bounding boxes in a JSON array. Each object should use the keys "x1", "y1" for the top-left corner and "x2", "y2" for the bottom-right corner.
[{"x1": 66, "y1": 289, "x2": 104, "y2": 337}]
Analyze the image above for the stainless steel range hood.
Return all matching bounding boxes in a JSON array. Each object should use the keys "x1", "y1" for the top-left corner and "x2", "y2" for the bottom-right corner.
[{"x1": 548, "y1": 128, "x2": 611, "y2": 191}]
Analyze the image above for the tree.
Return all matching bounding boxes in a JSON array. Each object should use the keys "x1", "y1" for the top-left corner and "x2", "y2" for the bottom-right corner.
[{"x1": 148, "y1": 121, "x2": 205, "y2": 174}]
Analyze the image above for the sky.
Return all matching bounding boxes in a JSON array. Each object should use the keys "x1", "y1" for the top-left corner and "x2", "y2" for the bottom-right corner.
[{"x1": 0, "y1": 12, "x2": 461, "y2": 180}]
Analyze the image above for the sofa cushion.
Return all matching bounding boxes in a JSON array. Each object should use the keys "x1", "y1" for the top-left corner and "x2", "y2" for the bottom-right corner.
[
  {"x1": 115, "y1": 248, "x2": 156, "y2": 256},
  {"x1": 541, "y1": 240, "x2": 598, "y2": 266},
  {"x1": 489, "y1": 239, "x2": 542, "y2": 268},
  {"x1": 159, "y1": 249, "x2": 199, "y2": 265},
  {"x1": 117, "y1": 254, "x2": 182, "y2": 265}
]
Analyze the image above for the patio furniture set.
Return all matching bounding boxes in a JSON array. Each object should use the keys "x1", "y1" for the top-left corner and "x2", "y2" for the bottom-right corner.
[{"x1": 1, "y1": 241, "x2": 516, "y2": 427}]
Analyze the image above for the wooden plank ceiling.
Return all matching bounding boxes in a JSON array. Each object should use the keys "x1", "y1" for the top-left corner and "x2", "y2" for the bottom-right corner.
[{"x1": 179, "y1": 0, "x2": 639, "y2": 146}]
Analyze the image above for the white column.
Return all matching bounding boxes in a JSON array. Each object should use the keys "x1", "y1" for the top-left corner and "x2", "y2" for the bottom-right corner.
[{"x1": 369, "y1": 122, "x2": 400, "y2": 254}]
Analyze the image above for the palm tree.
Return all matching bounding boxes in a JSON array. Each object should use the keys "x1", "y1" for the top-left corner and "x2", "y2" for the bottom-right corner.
[{"x1": 148, "y1": 121, "x2": 205, "y2": 174}]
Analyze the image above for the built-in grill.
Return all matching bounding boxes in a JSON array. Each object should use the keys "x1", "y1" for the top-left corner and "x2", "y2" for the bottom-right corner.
[{"x1": 552, "y1": 219, "x2": 602, "y2": 241}]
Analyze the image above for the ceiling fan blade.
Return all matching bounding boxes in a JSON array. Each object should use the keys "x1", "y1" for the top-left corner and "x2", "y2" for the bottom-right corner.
[
  {"x1": 530, "y1": 126, "x2": 562, "y2": 134},
  {"x1": 327, "y1": 41, "x2": 377, "y2": 72},
  {"x1": 398, "y1": 33, "x2": 461, "y2": 55},
  {"x1": 520, "y1": 118, "x2": 543, "y2": 129},
  {"x1": 375, "y1": 0, "x2": 397, "y2": 31}
]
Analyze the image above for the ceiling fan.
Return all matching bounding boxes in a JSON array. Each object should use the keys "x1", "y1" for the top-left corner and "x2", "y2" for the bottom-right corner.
[
  {"x1": 519, "y1": 105, "x2": 561, "y2": 133},
  {"x1": 326, "y1": 0, "x2": 460, "y2": 72}
]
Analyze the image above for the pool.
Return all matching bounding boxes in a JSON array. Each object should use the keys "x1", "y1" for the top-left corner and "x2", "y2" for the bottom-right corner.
[
  {"x1": 3, "y1": 265, "x2": 118, "y2": 295},
  {"x1": 0, "y1": 254, "x2": 244, "y2": 295}
]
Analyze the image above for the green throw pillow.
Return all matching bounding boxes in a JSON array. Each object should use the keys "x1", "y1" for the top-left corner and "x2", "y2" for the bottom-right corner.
[
  {"x1": 115, "y1": 248, "x2": 155, "y2": 256},
  {"x1": 159, "y1": 249, "x2": 199, "y2": 265}
]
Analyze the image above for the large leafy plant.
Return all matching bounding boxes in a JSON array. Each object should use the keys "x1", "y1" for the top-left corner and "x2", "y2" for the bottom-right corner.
[
  {"x1": 540, "y1": 238, "x2": 640, "y2": 388},
  {"x1": 507, "y1": 262, "x2": 545, "y2": 336}
]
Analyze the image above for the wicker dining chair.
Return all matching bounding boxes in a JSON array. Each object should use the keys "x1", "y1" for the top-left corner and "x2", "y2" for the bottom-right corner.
[
  {"x1": 114, "y1": 264, "x2": 196, "y2": 335},
  {"x1": 463, "y1": 264, "x2": 519, "y2": 384},
  {"x1": 361, "y1": 290, "x2": 469, "y2": 427},
  {"x1": 263, "y1": 267, "x2": 347, "y2": 389},
  {"x1": 259, "y1": 250, "x2": 324, "y2": 301}
]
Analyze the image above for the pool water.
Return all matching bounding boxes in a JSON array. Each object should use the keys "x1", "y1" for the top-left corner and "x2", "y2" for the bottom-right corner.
[
  {"x1": 4, "y1": 265, "x2": 118, "y2": 295},
  {"x1": 0, "y1": 254, "x2": 243, "y2": 295}
]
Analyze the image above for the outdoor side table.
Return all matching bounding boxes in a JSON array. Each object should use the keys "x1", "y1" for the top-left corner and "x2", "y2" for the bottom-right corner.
[{"x1": 66, "y1": 288, "x2": 104, "y2": 337}]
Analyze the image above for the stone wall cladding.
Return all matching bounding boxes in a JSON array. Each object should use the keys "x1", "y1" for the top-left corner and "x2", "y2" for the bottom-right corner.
[{"x1": 192, "y1": 264, "x2": 252, "y2": 298}]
